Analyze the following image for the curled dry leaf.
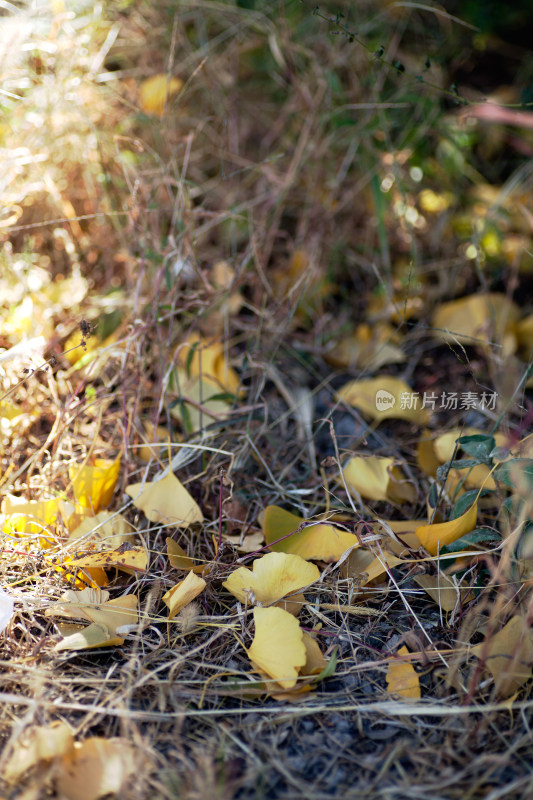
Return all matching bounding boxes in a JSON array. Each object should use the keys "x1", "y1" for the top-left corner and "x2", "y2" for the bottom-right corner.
[
  {"x1": 126, "y1": 470, "x2": 203, "y2": 527},
  {"x1": 163, "y1": 570, "x2": 206, "y2": 619}
]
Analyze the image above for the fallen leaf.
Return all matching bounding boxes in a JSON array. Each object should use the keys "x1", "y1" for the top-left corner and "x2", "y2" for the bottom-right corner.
[
  {"x1": 337, "y1": 376, "x2": 430, "y2": 424},
  {"x1": 222, "y1": 532, "x2": 265, "y2": 553},
  {"x1": 176, "y1": 333, "x2": 240, "y2": 395},
  {"x1": 432, "y1": 292, "x2": 519, "y2": 349},
  {"x1": 126, "y1": 470, "x2": 203, "y2": 526},
  {"x1": 386, "y1": 645, "x2": 421, "y2": 699},
  {"x1": 414, "y1": 571, "x2": 471, "y2": 612},
  {"x1": 471, "y1": 615, "x2": 533, "y2": 698},
  {"x1": 163, "y1": 570, "x2": 206, "y2": 619},
  {"x1": 49, "y1": 592, "x2": 138, "y2": 651},
  {"x1": 139, "y1": 73, "x2": 183, "y2": 117},
  {"x1": 344, "y1": 456, "x2": 416, "y2": 503},
  {"x1": 67, "y1": 544, "x2": 147, "y2": 573},
  {"x1": 4, "y1": 721, "x2": 74, "y2": 782},
  {"x1": 247, "y1": 606, "x2": 307, "y2": 689},
  {"x1": 223, "y1": 551, "x2": 319, "y2": 615},
  {"x1": 68, "y1": 512, "x2": 136, "y2": 550},
  {"x1": 325, "y1": 322, "x2": 405, "y2": 370},
  {"x1": 69, "y1": 457, "x2": 121, "y2": 512},
  {"x1": 262, "y1": 505, "x2": 359, "y2": 561},
  {"x1": 57, "y1": 737, "x2": 137, "y2": 800},
  {"x1": 416, "y1": 502, "x2": 478, "y2": 556},
  {"x1": 166, "y1": 537, "x2": 195, "y2": 571}
]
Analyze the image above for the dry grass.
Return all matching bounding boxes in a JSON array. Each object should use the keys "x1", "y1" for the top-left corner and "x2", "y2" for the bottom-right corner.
[{"x1": 1, "y1": 1, "x2": 533, "y2": 798}]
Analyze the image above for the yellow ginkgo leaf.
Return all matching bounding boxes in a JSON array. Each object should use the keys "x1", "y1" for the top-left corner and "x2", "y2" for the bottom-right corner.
[
  {"x1": 68, "y1": 512, "x2": 136, "y2": 550},
  {"x1": 432, "y1": 292, "x2": 519, "y2": 348},
  {"x1": 325, "y1": 322, "x2": 405, "y2": 370},
  {"x1": 471, "y1": 615, "x2": 533, "y2": 698},
  {"x1": 54, "y1": 622, "x2": 124, "y2": 651},
  {"x1": 126, "y1": 470, "x2": 203, "y2": 527},
  {"x1": 413, "y1": 571, "x2": 473, "y2": 612},
  {"x1": 176, "y1": 334, "x2": 241, "y2": 396},
  {"x1": 262, "y1": 505, "x2": 359, "y2": 562},
  {"x1": 139, "y1": 73, "x2": 183, "y2": 117},
  {"x1": 69, "y1": 456, "x2": 121, "y2": 512},
  {"x1": 386, "y1": 646, "x2": 421, "y2": 699},
  {"x1": 343, "y1": 456, "x2": 416, "y2": 503},
  {"x1": 49, "y1": 593, "x2": 138, "y2": 653},
  {"x1": 4, "y1": 721, "x2": 74, "y2": 782},
  {"x1": 67, "y1": 544, "x2": 147, "y2": 573},
  {"x1": 247, "y1": 607, "x2": 307, "y2": 689},
  {"x1": 301, "y1": 632, "x2": 327, "y2": 675},
  {"x1": 223, "y1": 552, "x2": 319, "y2": 610},
  {"x1": 163, "y1": 571, "x2": 206, "y2": 619},
  {"x1": 57, "y1": 737, "x2": 137, "y2": 800},
  {"x1": 415, "y1": 502, "x2": 478, "y2": 556},
  {"x1": 166, "y1": 537, "x2": 194, "y2": 571},
  {"x1": 337, "y1": 376, "x2": 430, "y2": 425}
]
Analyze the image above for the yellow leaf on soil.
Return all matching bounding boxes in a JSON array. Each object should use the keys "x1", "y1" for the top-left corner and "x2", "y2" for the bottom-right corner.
[
  {"x1": 223, "y1": 551, "x2": 319, "y2": 611},
  {"x1": 166, "y1": 537, "x2": 195, "y2": 571},
  {"x1": 247, "y1": 607, "x2": 307, "y2": 689},
  {"x1": 432, "y1": 292, "x2": 519, "y2": 348},
  {"x1": 163, "y1": 571, "x2": 206, "y2": 619},
  {"x1": 57, "y1": 737, "x2": 137, "y2": 800},
  {"x1": 414, "y1": 571, "x2": 472, "y2": 612},
  {"x1": 262, "y1": 505, "x2": 359, "y2": 562},
  {"x1": 325, "y1": 322, "x2": 405, "y2": 370},
  {"x1": 69, "y1": 456, "x2": 121, "y2": 512},
  {"x1": 176, "y1": 333, "x2": 240, "y2": 396},
  {"x1": 344, "y1": 456, "x2": 416, "y2": 503},
  {"x1": 223, "y1": 532, "x2": 265, "y2": 553},
  {"x1": 139, "y1": 73, "x2": 183, "y2": 117},
  {"x1": 50, "y1": 592, "x2": 138, "y2": 651},
  {"x1": 471, "y1": 615, "x2": 533, "y2": 698},
  {"x1": 416, "y1": 502, "x2": 478, "y2": 556},
  {"x1": 386, "y1": 646, "x2": 421, "y2": 699},
  {"x1": 68, "y1": 511, "x2": 136, "y2": 550},
  {"x1": 54, "y1": 622, "x2": 123, "y2": 651},
  {"x1": 337, "y1": 376, "x2": 430, "y2": 424},
  {"x1": 4, "y1": 721, "x2": 74, "y2": 782},
  {"x1": 126, "y1": 470, "x2": 203, "y2": 526}
]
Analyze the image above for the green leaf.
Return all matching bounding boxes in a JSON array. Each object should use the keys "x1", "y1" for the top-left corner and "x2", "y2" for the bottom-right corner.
[
  {"x1": 315, "y1": 646, "x2": 338, "y2": 682},
  {"x1": 493, "y1": 459, "x2": 533, "y2": 493},
  {"x1": 457, "y1": 434, "x2": 495, "y2": 463},
  {"x1": 436, "y1": 458, "x2": 479, "y2": 481},
  {"x1": 451, "y1": 489, "x2": 492, "y2": 521},
  {"x1": 440, "y1": 528, "x2": 501, "y2": 554}
]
